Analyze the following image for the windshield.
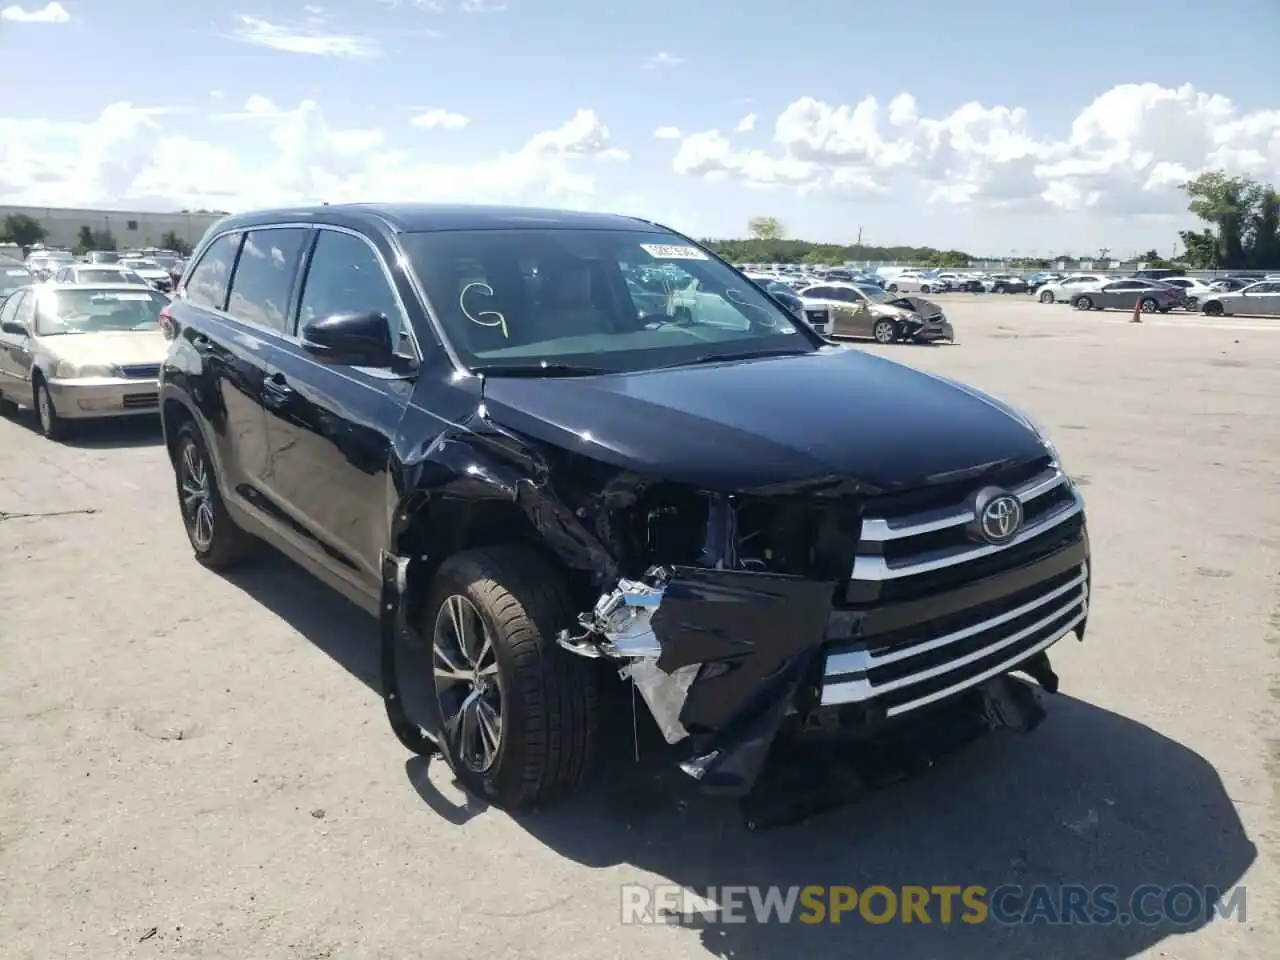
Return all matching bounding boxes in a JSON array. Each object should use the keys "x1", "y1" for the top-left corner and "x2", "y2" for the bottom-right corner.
[
  {"x1": 32, "y1": 287, "x2": 168, "y2": 335},
  {"x1": 400, "y1": 228, "x2": 811, "y2": 373}
]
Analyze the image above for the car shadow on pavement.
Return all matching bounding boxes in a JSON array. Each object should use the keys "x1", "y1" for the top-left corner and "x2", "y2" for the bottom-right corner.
[
  {"x1": 5, "y1": 408, "x2": 163, "y2": 448},
  {"x1": 506, "y1": 696, "x2": 1258, "y2": 960},
  {"x1": 223, "y1": 552, "x2": 1257, "y2": 960}
]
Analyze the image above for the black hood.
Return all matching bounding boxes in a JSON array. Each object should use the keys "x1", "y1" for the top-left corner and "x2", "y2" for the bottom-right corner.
[{"x1": 479, "y1": 347, "x2": 1046, "y2": 494}]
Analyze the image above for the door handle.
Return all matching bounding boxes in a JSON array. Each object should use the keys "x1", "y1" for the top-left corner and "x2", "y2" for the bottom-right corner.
[{"x1": 263, "y1": 373, "x2": 295, "y2": 403}]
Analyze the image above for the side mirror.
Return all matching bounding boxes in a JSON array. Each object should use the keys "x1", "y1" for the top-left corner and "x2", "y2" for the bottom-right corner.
[
  {"x1": 300, "y1": 311, "x2": 395, "y2": 367},
  {"x1": 1, "y1": 320, "x2": 28, "y2": 336}
]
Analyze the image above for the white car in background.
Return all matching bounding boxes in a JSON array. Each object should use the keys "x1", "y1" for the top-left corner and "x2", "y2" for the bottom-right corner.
[
  {"x1": 1036, "y1": 273, "x2": 1107, "y2": 304},
  {"x1": 1161, "y1": 277, "x2": 1216, "y2": 309},
  {"x1": 885, "y1": 271, "x2": 944, "y2": 294},
  {"x1": 119, "y1": 257, "x2": 174, "y2": 293}
]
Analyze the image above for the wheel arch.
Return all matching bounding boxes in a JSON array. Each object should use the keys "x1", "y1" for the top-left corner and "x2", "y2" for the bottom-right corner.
[{"x1": 389, "y1": 432, "x2": 620, "y2": 622}]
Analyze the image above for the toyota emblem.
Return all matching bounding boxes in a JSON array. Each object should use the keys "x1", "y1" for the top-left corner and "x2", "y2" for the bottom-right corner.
[{"x1": 969, "y1": 488, "x2": 1024, "y2": 545}]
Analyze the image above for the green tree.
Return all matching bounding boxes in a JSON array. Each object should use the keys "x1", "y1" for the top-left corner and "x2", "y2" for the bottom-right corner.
[
  {"x1": 74, "y1": 225, "x2": 95, "y2": 255},
  {"x1": 702, "y1": 237, "x2": 976, "y2": 266},
  {"x1": 90, "y1": 228, "x2": 117, "y2": 251},
  {"x1": 1178, "y1": 171, "x2": 1277, "y2": 269},
  {"x1": 159, "y1": 230, "x2": 192, "y2": 256},
  {"x1": 1, "y1": 213, "x2": 47, "y2": 252},
  {"x1": 747, "y1": 216, "x2": 783, "y2": 241}
]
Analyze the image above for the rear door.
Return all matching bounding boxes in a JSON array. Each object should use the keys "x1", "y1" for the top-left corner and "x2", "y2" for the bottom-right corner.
[
  {"x1": 173, "y1": 229, "x2": 278, "y2": 507},
  {"x1": 261, "y1": 226, "x2": 419, "y2": 600}
]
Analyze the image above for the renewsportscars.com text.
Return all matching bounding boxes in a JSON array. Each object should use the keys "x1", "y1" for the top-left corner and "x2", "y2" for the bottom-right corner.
[{"x1": 620, "y1": 884, "x2": 1248, "y2": 926}]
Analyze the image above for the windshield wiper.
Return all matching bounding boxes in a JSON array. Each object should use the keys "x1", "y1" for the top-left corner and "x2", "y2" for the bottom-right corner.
[
  {"x1": 471, "y1": 362, "x2": 612, "y2": 378},
  {"x1": 664, "y1": 348, "x2": 811, "y2": 368}
]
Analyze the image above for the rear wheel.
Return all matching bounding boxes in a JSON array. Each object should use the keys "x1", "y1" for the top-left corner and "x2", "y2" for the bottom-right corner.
[
  {"x1": 1139, "y1": 297, "x2": 1158, "y2": 313},
  {"x1": 1074, "y1": 295, "x2": 1093, "y2": 311},
  {"x1": 1203, "y1": 301, "x2": 1224, "y2": 317},
  {"x1": 887, "y1": 283, "x2": 899, "y2": 293},
  {"x1": 1039, "y1": 290, "x2": 1055, "y2": 304},
  {"x1": 427, "y1": 546, "x2": 598, "y2": 811},
  {"x1": 174, "y1": 422, "x2": 256, "y2": 569},
  {"x1": 993, "y1": 284, "x2": 1006, "y2": 294},
  {"x1": 872, "y1": 319, "x2": 899, "y2": 343}
]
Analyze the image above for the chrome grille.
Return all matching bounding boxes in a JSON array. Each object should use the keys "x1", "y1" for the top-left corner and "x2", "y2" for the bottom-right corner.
[
  {"x1": 822, "y1": 463, "x2": 1088, "y2": 716},
  {"x1": 120, "y1": 363, "x2": 160, "y2": 379}
]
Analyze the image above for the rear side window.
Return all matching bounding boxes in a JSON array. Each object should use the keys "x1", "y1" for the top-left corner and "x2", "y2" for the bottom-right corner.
[
  {"x1": 226, "y1": 228, "x2": 309, "y2": 333},
  {"x1": 296, "y1": 230, "x2": 409, "y2": 351},
  {"x1": 186, "y1": 233, "x2": 242, "y2": 311}
]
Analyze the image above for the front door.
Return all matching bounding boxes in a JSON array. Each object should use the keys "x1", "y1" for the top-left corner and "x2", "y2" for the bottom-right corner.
[{"x1": 262, "y1": 227, "x2": 418, "y2": 599}]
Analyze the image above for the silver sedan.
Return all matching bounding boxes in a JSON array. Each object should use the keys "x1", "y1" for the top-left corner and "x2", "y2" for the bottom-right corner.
[
  {"x1": 1199, "y1": 280, "x2": 1280, "y2": 317},
  {"x1": 0, "y1": 282, "x2": 169, "y2": 440}
]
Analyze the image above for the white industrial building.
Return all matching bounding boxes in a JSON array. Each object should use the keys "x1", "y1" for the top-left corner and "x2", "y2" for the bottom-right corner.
[{"x1": 0, "y1": 204, "x2": 225, "y2": 251}]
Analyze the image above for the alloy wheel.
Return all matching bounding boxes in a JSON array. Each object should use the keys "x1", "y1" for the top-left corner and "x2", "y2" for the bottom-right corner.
[
  {"x1": 1140, "y1": 298, "x2": 1157, "y2": 313},
  {"x1": 873, "y1": 320, "x2": 896, "y2": 343},
  {"x1": 179, "y1": 441, "x2": 215, "y2": 551},
  {"x1": 433, "y1": 594, "x2": 503, "y2": 773}
]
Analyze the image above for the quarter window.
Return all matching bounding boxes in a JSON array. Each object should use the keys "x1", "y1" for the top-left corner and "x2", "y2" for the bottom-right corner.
[
  {"x1": 226, "y1": 228, "x2": 309, "y2": 333},
  {"x1": 185, "y1": 233, "x2": 243, "y2": 311},
  {"x1": 296, "y1": 230, "x2": 408, "y2": 350}
]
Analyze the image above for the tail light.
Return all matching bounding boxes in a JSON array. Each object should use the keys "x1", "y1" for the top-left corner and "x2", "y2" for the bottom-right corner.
[{"x1": 159, "y1": 304, "x2": 176, "y2": 340}]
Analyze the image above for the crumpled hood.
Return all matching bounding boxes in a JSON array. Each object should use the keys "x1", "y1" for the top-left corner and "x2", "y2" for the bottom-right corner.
[
  {"x1": 883, "y1": 295, "x2": 944, "y2": 319},
  {"x1": 480, "y1": 346, "x2": 1045, "y2": 493},
  {"x1": 40, "y1": 330, "x2": 166, "y2": 368}
]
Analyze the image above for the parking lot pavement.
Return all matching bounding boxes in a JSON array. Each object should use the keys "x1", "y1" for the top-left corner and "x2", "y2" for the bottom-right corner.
[{"x1": 1, "y1": 297, "x2": 1277, "y2": 960}]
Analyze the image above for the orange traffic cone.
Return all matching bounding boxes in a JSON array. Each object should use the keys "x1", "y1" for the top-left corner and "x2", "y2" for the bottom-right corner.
[{"x1": 1130, "y1": 298, "x2": 1142, "y2": 323}]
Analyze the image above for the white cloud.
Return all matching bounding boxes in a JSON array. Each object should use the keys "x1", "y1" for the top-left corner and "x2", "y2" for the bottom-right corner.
[
  {"x1": 663, "y1": 82, "x2": 1280, "y2": 216},
  {"x1": 654, "y1": 126, "x2": 682, "y2": 140},
  {"x1": 460, "y1": 0, "x2": 507, "y2": 10},
  {"x1": 410, "y1": 108, "x2": 470, "y2": 130},
  {"x1": 735, "y1": 113, "x2": 756, "y2": 133},
  {"x1": 229, "y1": 13, "x2": 380, "y2": 58},
  {"x1": 0, "y1": 2, "x2": 69, "y2": 22},
  {"x1": 645, "y1": 52, "x2": 684, "y2": 69},
  {"x1": 0, "y1": 100, "x2": 628, "y2": 212}
]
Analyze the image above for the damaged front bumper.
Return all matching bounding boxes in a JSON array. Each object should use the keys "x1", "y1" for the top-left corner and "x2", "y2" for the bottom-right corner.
[{"x1": 559, "y1": 472, "x2": 1090, "y2": 799}]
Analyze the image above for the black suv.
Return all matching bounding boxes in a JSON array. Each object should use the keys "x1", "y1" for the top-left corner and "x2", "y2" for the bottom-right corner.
[{"x1": 158, "y1": 204, "x2": 1090, "y2": 816}]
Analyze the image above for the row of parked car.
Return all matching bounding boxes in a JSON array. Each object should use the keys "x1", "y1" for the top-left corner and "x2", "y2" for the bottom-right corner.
[
  {"x1": 1032, "y1": 272, "x2": 1280, "y2": 316},
  {"x1": 21, "y1": 246, "x2": 189, "y2": 293}
]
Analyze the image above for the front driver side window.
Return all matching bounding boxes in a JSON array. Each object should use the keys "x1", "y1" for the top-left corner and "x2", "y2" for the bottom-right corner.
[{"x1": 297, "y1": 230, "x2": 408, "y2": 352}]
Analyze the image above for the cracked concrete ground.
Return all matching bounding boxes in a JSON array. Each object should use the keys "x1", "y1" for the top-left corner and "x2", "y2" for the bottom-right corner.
[{"x1": 0, "y1": 296, "x2": 1277, "y2": 959}]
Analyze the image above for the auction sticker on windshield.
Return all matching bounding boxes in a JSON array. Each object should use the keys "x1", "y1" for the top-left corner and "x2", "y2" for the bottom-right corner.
[{"x1": 640, "y1": 244, "x2": 709, "y2": 260}]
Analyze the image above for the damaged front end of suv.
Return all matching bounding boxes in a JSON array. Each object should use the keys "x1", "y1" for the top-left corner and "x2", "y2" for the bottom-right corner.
[{"x1": 385, "y1": 354, "x2": 1090, "y2": 828}]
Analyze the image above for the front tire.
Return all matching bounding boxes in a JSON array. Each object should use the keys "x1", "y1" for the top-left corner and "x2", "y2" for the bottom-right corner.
[
  {"x1": 428, "y1": 546, "x2": 599, "y2": 811},
  {"x1": 1203, "y1": 301, "x2": 1224, "y2": 317},
  {"x1": 34, "y1": 375, "x2": 70, "y2": 441},
  {"x1": 872, "y1": 319, "x2": 899, "y2": 343},
  {"x1": 1140, "y1": 297, "x2": 1158, "y2": 313},
  {"x1": 1039, "y1": 290, "x2": 1055, "y2": 304},
  {"x1": 1074, "y1": 295, "x2": 1093, "y2": 311},
  {"x1": 887, "y1": 283, "x2": 899, "y2": 293},
  {"x1": 993, "y1": 284, "x2": 1005, "y2": 294},
  {"x1": 174, "y1": 422, "x2": 256, "y2": 570},
  {"x1": 920, "y1": 284, "x2": 931, "y2": 294}
]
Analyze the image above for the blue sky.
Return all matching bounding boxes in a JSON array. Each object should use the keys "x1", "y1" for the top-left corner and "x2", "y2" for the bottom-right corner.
[{"x1": 1, "y1": 0, "x2": 1278, "y2": 254}]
